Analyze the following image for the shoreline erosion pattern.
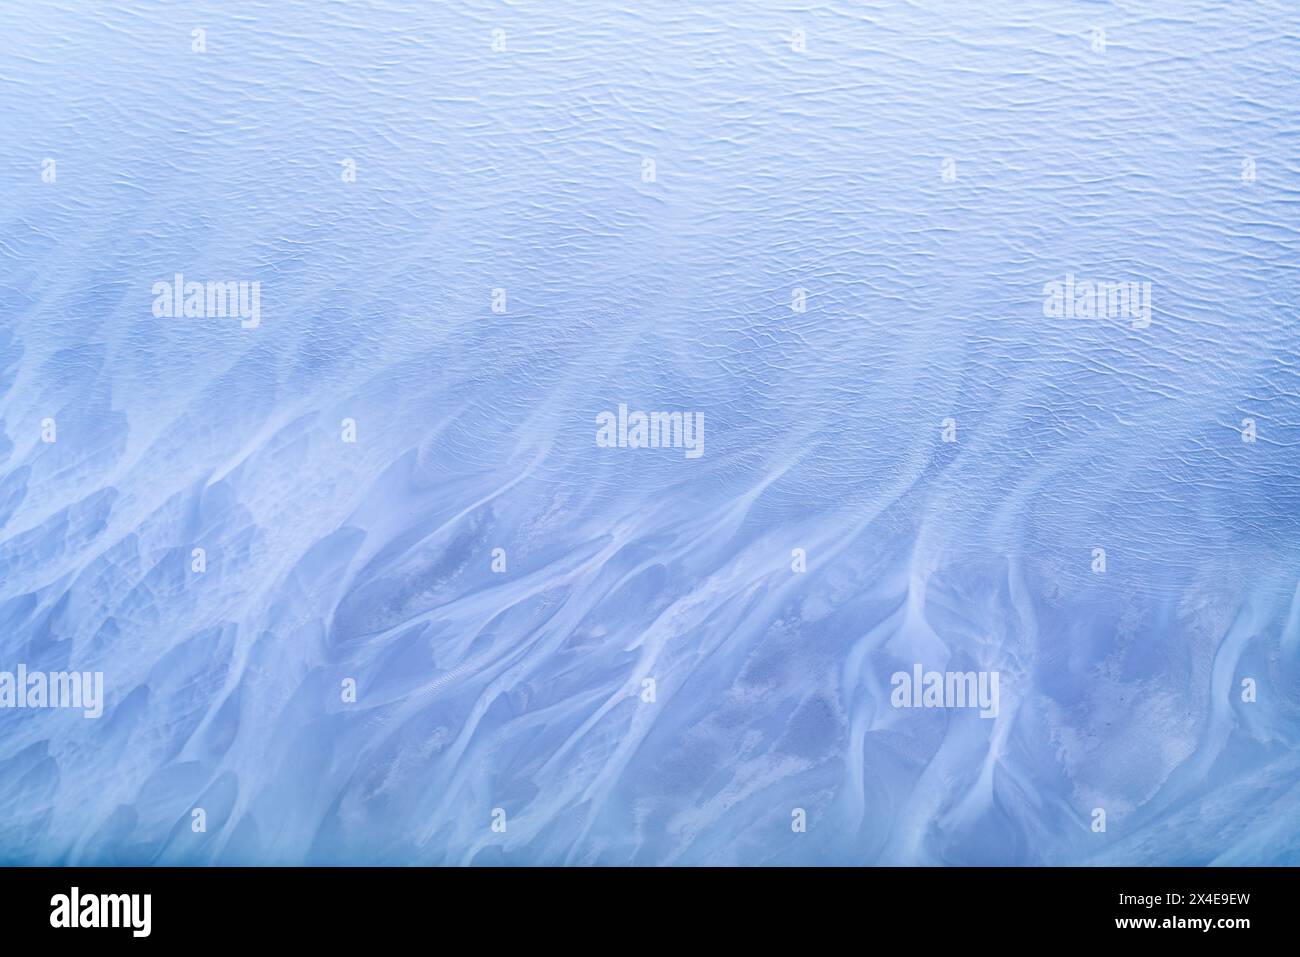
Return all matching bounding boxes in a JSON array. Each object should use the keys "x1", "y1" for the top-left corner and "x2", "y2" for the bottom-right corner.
[{"x1": 1, "y1": 1, "x2": 1298, "y2": 865}]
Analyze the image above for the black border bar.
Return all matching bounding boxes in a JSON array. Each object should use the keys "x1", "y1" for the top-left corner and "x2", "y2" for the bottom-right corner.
[{"x1": 0, "y1": 866, "x2": 1288, "y2": 944}]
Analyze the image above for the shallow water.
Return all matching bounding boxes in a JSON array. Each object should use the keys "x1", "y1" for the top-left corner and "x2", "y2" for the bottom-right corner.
[{"x1": 0, "y1": 0, "x2": 1298, "y2": 864}]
